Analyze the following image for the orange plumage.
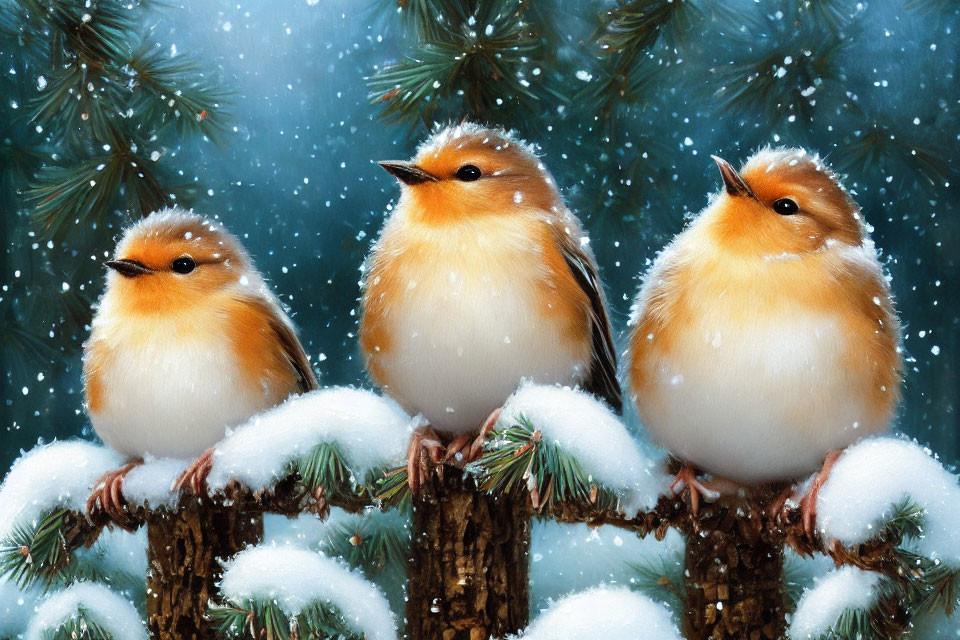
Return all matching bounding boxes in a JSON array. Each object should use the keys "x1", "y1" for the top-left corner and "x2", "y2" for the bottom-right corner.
[
  {"x1": 628, "y1": 148, "x2": 901, "y2": 501},
  {"x1": 360, "y1": 123, "x2": 620, "y2": 489},
  {"x1": 83, "y1": 208, "x2": 316, "y2": 525}
]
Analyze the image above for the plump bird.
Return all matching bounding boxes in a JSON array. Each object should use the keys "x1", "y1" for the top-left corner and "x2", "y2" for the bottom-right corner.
[
  {"x1": 360, "y1": 123, "x2": 620, "y2": 491},
  {"x1": 84, "y1": 208, "x2": 316, "y2": 527},
  {"x1": 627, "y1": 148, "x2": 901, "y2": 530}
]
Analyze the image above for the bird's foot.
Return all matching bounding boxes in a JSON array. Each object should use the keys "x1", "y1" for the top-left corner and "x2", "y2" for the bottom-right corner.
[
  {"x1": 670, "y1": 462, "x2": 741, "y2": 517},
  {"x1": 794, "y1": 449, "x2": 843, "y2": 536},
  {"x1": 173, "y1": 448, "x2": 215, "y2": 496},
  {"x1": 86, "y1": 459, "x2": 143, "y2": 531},
  {"x1": 406, "y1": 424, "x2": 444, "y2": 494},
  {"x1": 443, "y1": 407, "x2": 502, "y2": 466}
]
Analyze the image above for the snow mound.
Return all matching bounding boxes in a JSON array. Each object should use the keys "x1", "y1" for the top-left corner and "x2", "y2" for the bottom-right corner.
[
  {"x1": 518, "y1": 586, "x2": 682, "y2": 640},
  {"x1": 206, "y1": 387, "x2": 412, "y2": 494},
  {"x1": 788, "y1": 567, "x2": 882, "y2": 640},
  {"x1": 123, "y1": 457, "x2": 188, "y2": 509},
  {"x1": 25, "y1": 582, "x2": 147, "y2": 640},
  {"x1": 499, "y1": 383, "x2": 670, "y2": 516},
  {"x1": 0, "y1": 440, "x2": 121, "y2": 541},
  {"x1": 817, "y1": 437, "x2": 960, "y2": 563},
  {"x1": 219, "y1": 544, "x2": 397, "y2": 640},
  {"x1": 0, "y1": 577, "x2": 40, "y2": 638}
]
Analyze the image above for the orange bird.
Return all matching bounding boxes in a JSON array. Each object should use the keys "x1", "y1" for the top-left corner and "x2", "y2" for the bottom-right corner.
[
  {"x1": 83, "y1": 208, "x2": 316, "y2": 527},
  {"x1": 627, "y1": 148, "x2": 901, "y2": 531},
  {"x1": 360, "y1": 123, "x2": 621, "y2": 491}
]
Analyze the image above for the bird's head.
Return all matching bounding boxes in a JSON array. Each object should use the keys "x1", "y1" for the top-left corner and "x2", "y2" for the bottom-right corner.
[
  {"x1": 104, "y1": 208, "x2": 251, "y2": 313},
  {"x1": 378, "y1": 123, "x2": 561, "y2": 224},
  {"x1": 706, "y1": 148, "x2": 863, "y2": 257}
]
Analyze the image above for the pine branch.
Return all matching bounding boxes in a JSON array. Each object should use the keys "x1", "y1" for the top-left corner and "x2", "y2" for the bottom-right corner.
[
  {"x1": 210, "y1": 598, "x2": 359, "y2": 640},
  {"x1": 126, "y1": 44, "x2": 231, "y2": 144},
  {"x1": 810, "y1": 578, "x2": 907, "y2": 640},
  {"x1": 595, "y1": 0, "x2": 703, "y2": 60},
  {"x1": 834, "y1": 114, "x2": 954, "y2": 191},
  {"x1": 574, "y1": 53, "x2": 659, "y2": 121},
  {"x1": 321, "y1": 511, "x2": 410, "y2": 578},
  {"x1": 26, "y1": 154, "x2": 129, "y2": 236},
  {"x1": 628, "y1": 548, "x2": 685, "y2": 611},
  {"x1": 39, "y1": 606, "x2": 126, "y2": 640},
  {"x1": 795, "y1": 0, "x2": 862, "y2": 33},
  {"x1": 471, "y1": 416, "x2": 625, "y2": 513},
  {"x1": 368, "y1": 0, "x2": 543, "y2": 125},
  {"x1": 0, "y1": 509, "x2": 102, "y2": 590},
  {"x1": 711, "y1": 18, "x2": 847, "y2": 125}
]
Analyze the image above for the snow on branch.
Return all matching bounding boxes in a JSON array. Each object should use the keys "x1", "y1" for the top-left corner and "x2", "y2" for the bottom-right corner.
[
  {"x1": 788, "y1": 567, "x2": 893, "y2": 640},
  {"x1": 816, "y1": 437, "x2": 960, "y2": 563},
  {"x1": 206, "y1": 387, "x2": 412, "y2": 504},
  {"x1": 470, "y1": 383, "x2": 673, "y2": 525},
  {"x1": 0, "y1": 442, "x2": 121, "y2": 587},
  {"x1": 0, "y1": 441, "x2": 120, "y2": 543},
  {"x1": 783, "y1": 437, "x2": 960, "y2": 636},
  {"x1": 24, "y1": 582, "x2": 147, "y2": 640},
  {"x1": 515, "y1": 586, "x2": 682, "y2": 640},
  {"x1": 211, "y1": 545, "x2": 398, "y2": 640}
]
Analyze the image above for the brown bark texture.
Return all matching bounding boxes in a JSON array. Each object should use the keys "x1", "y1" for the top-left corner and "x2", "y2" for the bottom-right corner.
[
  {"x1": 145, "y1": 496, "x2": 262, "y2": 640},
  {"x1": 681, "y1": 499, "x2": 786, "y2": 640},
  {"x1": 407, "y1": 470, "x2": 531, "y2": 640}
]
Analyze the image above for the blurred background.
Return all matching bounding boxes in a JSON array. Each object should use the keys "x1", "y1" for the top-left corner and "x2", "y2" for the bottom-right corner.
[{"x1": 1, "y1": 0, "x2": 957, "y2": 474}]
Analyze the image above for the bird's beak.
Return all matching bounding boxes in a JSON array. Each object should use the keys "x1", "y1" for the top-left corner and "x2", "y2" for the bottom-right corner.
[
  {"x1": 711, "y1": 155, "x2": 757, "y2": 200},
  {"x1": 105, "y1": 259, "x2": 154, "y2": 278},
  {"x1": 378, "y1": 161, "x2": 439, "y2": 186}
]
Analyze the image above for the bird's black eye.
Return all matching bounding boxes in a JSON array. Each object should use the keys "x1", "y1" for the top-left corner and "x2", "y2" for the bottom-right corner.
[
  {"x1": 772, "y1": 198, "x2": 799, "y2": 215},
  {"x1": 171, "y1": 256, "x2": 197, "y2": 274},
  {"x1": 455, "y1": 164, "x2": 482, "y2": 181}
]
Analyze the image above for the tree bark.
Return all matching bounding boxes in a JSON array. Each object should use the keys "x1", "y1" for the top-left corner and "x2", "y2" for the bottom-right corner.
[
  {"x1": 682, "y1": 500, "x2": 786, "y2": 640},
  {"x1": 146, "y1": 496, "x2": 262, "y2": 640},
  {"x1": 407, "y1": 471, "x2": 531, "y2": 640}
]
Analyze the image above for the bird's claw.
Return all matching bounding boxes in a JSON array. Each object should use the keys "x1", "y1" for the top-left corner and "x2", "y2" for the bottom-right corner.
[
  {"x1": 795, "y1": 449, "x2": 843, "y2": 536},
  {"x1": 86, "y1": 459, "x2": 143, "y2": 532},
  {"x1": 670, "y1": 463, "x2": 723, "y2": 518},
  {"x1": 441, "y1": 406, "x2": 503, "y2": 466},
  {"x1": 173, "y1": 448, "x2": 215, "y2": 496},
  {"x1": 408, "y1": 407, "x2": 503, "y2": 494},
  {"x1": 406, "y1": 425, "x2": 444, "y2": 494}
]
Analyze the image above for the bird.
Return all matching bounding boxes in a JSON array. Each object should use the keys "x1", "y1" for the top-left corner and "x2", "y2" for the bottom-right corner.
[
  {"x1": 83, "y1": 208, "x2": 317, "y2": 528},
  {"x1": 360, "y1": 122, "x2": 621, "y2": 492},
  {"x1": 627, "y1": 148, "x2": 901, "y2": 531}
]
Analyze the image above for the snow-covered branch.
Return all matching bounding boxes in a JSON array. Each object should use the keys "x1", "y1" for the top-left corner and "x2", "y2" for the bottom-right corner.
[
  {"x1": 0, "y1": 388, "x2": 414, "y2": 591},
  {"x1": 24, "y1": 582, "x2": 147, "y2": 640},
  {"x1": 211, "y1": 545, "x2": 398, "y2": 640}
]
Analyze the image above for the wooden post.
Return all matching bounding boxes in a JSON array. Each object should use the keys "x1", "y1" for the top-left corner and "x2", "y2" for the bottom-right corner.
[
  {"x1": 407, "y1": 472, "x2": 531, "y2": 640},
  {"x1": 682, "y1": 499, "x2": 786, "y2": 640},
  {"x1": 145, "y1": 497, "x2": 262, "y2": 640}
]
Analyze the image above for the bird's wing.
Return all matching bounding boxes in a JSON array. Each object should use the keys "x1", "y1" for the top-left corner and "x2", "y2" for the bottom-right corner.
[
  {"x1": 553, "y1": 228, "x2": 623, "y2": 413},
  {"x1": 243, "y1": 295, "x2": 319, "y2": 394}
]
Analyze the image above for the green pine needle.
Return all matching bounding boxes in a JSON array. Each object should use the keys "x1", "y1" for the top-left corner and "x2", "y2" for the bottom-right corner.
[
  {"x1": 373, "y1": 466, "x2": 412, "y2": 511},
  {"x1": 368, "y1": 0, "x2": 542, "y2": 124},
  {"x1": 210, "y1": 598, "x2": 359, "y2": 640},
  {"x1": 596, "y1": 0, "x2": 703, "y2": 59},
  {"x1": 0, "y1": 509, "x2": 81, "y2": 590},
  {"x1": 712, "y1": 29, "x2": 846, "y2": 125},
  {"x1": 469, "y1": 414, "x2": 621, "y2": 513},
  {"x1": 628, "y1": 548, "x2": 685, "y2": 612},
  {"x1": 39, "y1": 605, "x2": 124, "y2": 640},
  {"x1": 321, "y1": 511, "x2": 410, "y2": 578}
]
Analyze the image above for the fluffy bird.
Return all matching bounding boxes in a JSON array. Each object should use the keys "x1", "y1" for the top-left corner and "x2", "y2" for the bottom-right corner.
[
  {"x1": 360, "y1": 123, "x2": 620, "y2": 491},
  {"x1": 84, "y1": 208, "x2": 316, "y2": 526},
  {"x1": 627, "y1": 148, "x2": 901, "y2": 530}
]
